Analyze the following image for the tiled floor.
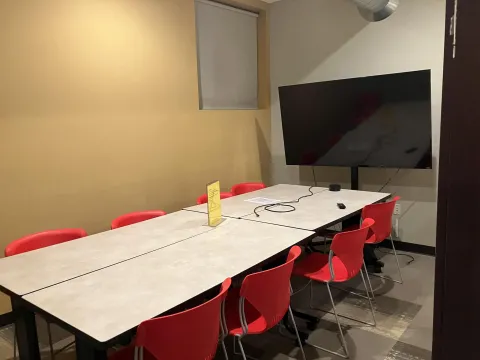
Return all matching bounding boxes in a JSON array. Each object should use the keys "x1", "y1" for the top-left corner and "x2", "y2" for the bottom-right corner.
[{"x1": 0, "y1": 250, "x2": 434, "y2": 360}]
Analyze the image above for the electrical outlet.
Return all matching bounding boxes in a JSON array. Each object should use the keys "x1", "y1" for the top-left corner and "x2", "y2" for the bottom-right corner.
[{"x1": 394, "y1": 203, "x2": 401, "y2": 215}]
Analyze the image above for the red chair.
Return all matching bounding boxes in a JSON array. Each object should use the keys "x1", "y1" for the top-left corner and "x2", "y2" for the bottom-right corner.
[
  {"x1": 360, "y1": 196, "x2": 403, "y2": 284},
  {"x1": 109, "y1": 279, "x2": 231, "y2": 360},
  {"x1": 224, "y1": 246, "x2": 306, "y2": 360},
  {"x1": 111, "y1": 210, "x2": 167, "y2": 229},
  {"x1": 293, "y1": 219, "x2": 376, "y2": 359},
  {"x1": 196, "y1": 192, "x2": 233, "y2": 205},
  {"x1": 5, "y1": 228, "x2": 87, "y2": 257},
  {"x1": 5, "y1": 228, "x2": 88, "y2": 360},
  {"x1": 230, "y1": 182, "x2": 266, "y2": 196}
]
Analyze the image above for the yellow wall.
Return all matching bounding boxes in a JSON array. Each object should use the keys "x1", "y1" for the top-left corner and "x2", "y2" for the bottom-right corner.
[{"x1": 0, "y1": 0, "x2": 270, "y2": 313}]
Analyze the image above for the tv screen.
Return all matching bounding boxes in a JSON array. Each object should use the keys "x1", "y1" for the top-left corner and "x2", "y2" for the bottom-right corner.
[{"x1": 279, "y1": 70, "x2": 433, "y2": 169}]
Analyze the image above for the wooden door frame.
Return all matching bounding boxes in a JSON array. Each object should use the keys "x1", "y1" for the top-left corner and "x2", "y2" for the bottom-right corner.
[{"x1": 433, "y1": 0, "x2": 480, "y2": 358}]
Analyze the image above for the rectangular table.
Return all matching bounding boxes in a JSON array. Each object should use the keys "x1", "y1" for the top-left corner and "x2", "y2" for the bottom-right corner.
[
  {"x1": 6, "y1": 185, "x2": 390, "y2": 360},
  {"x1": 184, "y1": 184, "x2": 327, "y2": 218},
  {"x1": 0, "y1": 211, "x2": 213, "y2": 297},
  {"x1": 21, "y1": 216, "x2": 315, "y2": 359},
  {"x1": 242, "y1": 189, "x2": 391, "y2": 231}
]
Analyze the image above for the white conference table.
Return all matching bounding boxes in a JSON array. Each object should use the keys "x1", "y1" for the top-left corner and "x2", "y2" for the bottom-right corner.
[
  {"x1": 23, "y1": 217, "x2": 314, "y2": 351},
  {"x1": 0, "y1": 211, "x2": 213, "y2": 297},
  {"x1": 184, "y1": 184, "x2": 327, "y2": 218},
  {"x1": 242, "y1": 188, "x2": 391, "y2": 231},
  {"x1": 5, "y1": 184, "x2": 390, "y2": 360}
]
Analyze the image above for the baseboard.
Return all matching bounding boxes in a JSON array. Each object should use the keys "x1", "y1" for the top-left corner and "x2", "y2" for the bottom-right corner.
[
  {"x1": 0, "y1": 311, "x2": 14, "y2": 327},
  {"x1": 379, "y1": 240, "x2": 436, "y2": 257}
]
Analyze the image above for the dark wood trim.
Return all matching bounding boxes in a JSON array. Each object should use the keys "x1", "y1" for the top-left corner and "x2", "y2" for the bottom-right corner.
[
  {"x1": 433, "y1": 2, "x2": 453, "y2": 357},
  {"x1": 379, "y1": 240, "x2": 435, "y2": 257},
  {"x1": 433, "y1": 1, "x2": 480, "y2": 359}
]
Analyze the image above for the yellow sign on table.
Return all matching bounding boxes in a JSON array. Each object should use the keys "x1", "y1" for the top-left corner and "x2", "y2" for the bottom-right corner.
[{"x1": 207, "y1": 180, "x2": 224, "y2": 227}]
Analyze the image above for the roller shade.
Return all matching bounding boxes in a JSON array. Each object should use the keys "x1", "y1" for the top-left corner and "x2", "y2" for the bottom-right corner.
[{"x1": 195, "y1": 0, "x2": 258, "y2": 110}]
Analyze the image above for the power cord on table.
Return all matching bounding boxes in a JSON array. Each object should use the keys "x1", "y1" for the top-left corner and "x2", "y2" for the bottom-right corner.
[
  {"x1": 375, "y1": 246, "x2": 415, "y2": 265},
  {"x1": 253, "y1": 186, "x2": 315, "y2": 217},
  {"x1": 312, "y1": 166, "x2": 318, "y2": 187}
]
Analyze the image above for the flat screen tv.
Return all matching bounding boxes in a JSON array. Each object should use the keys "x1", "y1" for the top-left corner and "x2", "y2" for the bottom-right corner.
[{"x1": 279, "y1": 70, "x2": 433, "y2": 169}]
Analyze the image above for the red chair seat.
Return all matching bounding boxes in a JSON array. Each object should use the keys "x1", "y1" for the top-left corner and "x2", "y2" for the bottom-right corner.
[
  {"x1": 5, "y1": 229, "x2": 87, "y2": 257},
  {"x1": 224, "y1": 287, "x2": 266, "y2": 335},
  {"x1": 109, "y1": 345, "x2": 156, "y2": 360},
  {"x1": 293, "y1": 252, "x2": 353, "y2": 283},
  {"x1": 111, "y1": 210, "x2": 167, "y2": 229},
  {"x1": 231, "y1": 182, "x2": 266, "y2": 196},
  {"x1": 196, "y1": 192, "x2": 233, "y2": 205}
]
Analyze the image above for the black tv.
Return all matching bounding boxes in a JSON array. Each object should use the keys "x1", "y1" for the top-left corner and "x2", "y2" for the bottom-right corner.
[{"x1": 279, "y1": 70, "x2": 433, "y2": 169}]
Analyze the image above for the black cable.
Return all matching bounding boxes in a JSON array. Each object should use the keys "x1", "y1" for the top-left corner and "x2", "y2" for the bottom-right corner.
[
  {"x1": 253, "y1": 186, "x2": 315, "y2": 217},
  {"x1": 378, "y1": 168, "x2": 401, "y2": 192},
  {"x1": 312, "y1": 166, "x2": 318, "y2": 187},
  {"x1": 375, "y1": 247, "x2": 415, "y2": 265},
  {"x1": 291, "y1": 280, "x2": 312, "y2": 296}
]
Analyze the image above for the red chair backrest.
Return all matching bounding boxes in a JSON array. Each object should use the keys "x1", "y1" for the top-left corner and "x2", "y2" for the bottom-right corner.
[
  {"x1": 111, "y1": 210, "x2": 167, "y2": 229},
  {"x1": 361, "y1": 196, "x2": 400, "y2": 243},
  {"x1": 5, "y1": 228, "x2": 88, "y2": 257},
  {"x1": 330, "y1": 218, "x2": 375, "y2": 280},
  {"x1": 134, "y1": 278, "x2": 231, "y2": 360},
  {"x1": 196, "y1": 192, "x2": 233, "y2": 205},
  {"x1": 231, "y1": 182, "x2": 266, "y2": 196},
  {"x1": 240, "y1": 246, "x2": 301, "y2": 333}
]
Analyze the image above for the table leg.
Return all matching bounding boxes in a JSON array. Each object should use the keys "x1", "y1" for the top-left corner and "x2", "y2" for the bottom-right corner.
[
  {"x1": 12, "y1": 298, "x2": 40, "y2": 360},
  {"x1": 75, "y1": 335, "x2": 107, "y2": 360}
]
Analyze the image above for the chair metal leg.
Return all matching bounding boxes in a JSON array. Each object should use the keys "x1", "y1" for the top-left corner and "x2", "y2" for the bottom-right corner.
[
  {"x1": 369, "y1": 239, "x2": 404, "y2": 284},
  {"x1": 46, "y1": 323, "x2": 55, "y2": 360},
  {"x1": 288, "y1": 306, "x2": 307, "y2": 360},
  {"x1": 306, "y1": 282, "x2": 349, "y2": 358},
  {"x1": 363, "y1": 261, "x2": 376, "y2": 301},
  {"x1": 309, "y1": 281, "x2": 375, "y2": 327},
  {"x1": 221, "y1": 340, "x2": 229, "y2": 360},
  {"x1": 236, "y1": 336, "x2": 248, "y2": 360},
  {"x1": 360, "y1": 270, "x2": 377, "y2": 327},
  {"x1": 133, "y1": 346, "x2": 144, "y2": 360},
  {"x1": 232, "y1": 335, "x2": 259, "y2": 360},
  {"x1": 391, "y1": 237, "x2": 404, "y2": 284}
]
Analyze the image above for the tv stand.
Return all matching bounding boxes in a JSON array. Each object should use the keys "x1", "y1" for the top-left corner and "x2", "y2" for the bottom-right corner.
[
  {"x1": 351, "y1": 167, "x2": 359, "y2": 190},
  {"x1": 344, "y1": 167, "x2": 361, "y2": 230}
]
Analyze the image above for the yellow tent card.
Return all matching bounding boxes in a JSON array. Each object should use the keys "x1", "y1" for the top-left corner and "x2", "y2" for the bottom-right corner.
[{"x1": 207, "y1": 180, "x2": 224, "y2": 227}]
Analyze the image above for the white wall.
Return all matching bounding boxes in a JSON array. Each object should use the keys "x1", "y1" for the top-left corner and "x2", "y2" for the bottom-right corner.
[{"x1": 270, "y1": 0, "x2": 446, "y2": 247}]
